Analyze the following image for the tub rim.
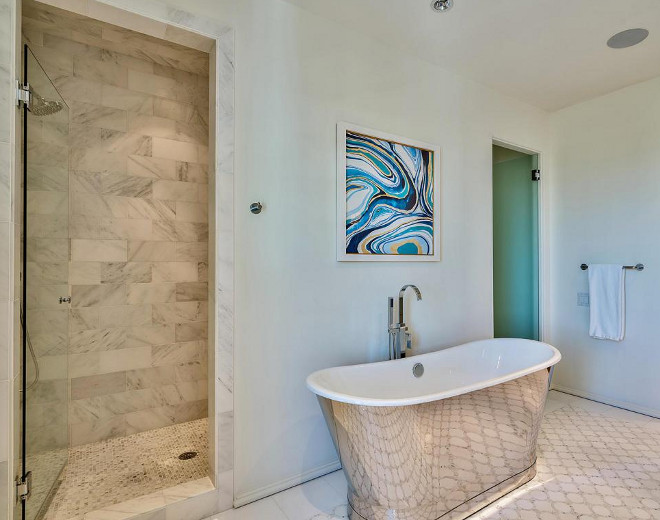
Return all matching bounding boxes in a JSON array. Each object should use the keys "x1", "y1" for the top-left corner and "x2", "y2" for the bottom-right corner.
[{"x1": 306, "y1": 338, "x2": 561, "y2": 407}]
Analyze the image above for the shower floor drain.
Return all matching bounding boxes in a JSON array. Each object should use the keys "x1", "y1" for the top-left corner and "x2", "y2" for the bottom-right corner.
[{"x1": 178, "y1": 451, "x2": 198, "y2": 460}]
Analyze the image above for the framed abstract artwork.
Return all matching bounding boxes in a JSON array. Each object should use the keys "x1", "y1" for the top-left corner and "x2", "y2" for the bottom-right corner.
[{"x1": 337, "y1": 122, "x2": 440, "y2": 262}]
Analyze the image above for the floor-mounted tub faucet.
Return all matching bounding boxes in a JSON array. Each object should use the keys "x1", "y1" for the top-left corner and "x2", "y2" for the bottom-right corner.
[{"x1": 388, "y1": 284, "x2": 422, "y2": 360}]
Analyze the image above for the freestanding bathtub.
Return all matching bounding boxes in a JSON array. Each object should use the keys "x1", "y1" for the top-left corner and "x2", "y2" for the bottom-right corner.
[{"x1": 306, "y1": 338, "x2": 561, "y2": 520}]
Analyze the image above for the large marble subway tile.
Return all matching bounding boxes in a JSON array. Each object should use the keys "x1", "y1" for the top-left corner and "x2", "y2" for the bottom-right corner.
[
  {"x1": 71, "y1": 371, "x2": 127, "y2": 400},
  {"x1": 99, "y1": 218, "x2": 152, "y2": 240},
  {"x1": 27, "y1": 261, "x2": 68, "y2": 285},
  {"x1": 30, "y1": 44, "x2": 74, "y2": 81},
  {"x1": 101, "y1": 262, "x2": 152, "y2": 284},
  {"x1": 127, "y1": 69, "x2": 178, "y2": 101},
  {"x1": 197, "y1": 262, "x2": 208, "y2": 282},
  {"x1": 101, "y1": 84, "x2": 154, "y2": 115},
  {"x1": 69, "y1": 346, "x2": 152, "y2": 378},
  {"x1": 153, "y1": 98, "x2": 203, "y2": 125},
  {"x1": 72, "y1": 193, "x2": 131, "y2": 218},
  {"x1": 127, "y1": 283, "x2": 177, "y2": 304},
  {"x1": 152, "y1": 262, "x2": 198, "y2": 283},
  {"x1": 71, "y1": 171, "x2": 153, "y2": 198},
  {"x1": 70, "y1": 262, "x2": 102, "y2": 285},
  {"x1": 128, "y1": 199, "x2": 176, "y2": 221},
  {"x1": 151, "y1": 340, "x2": 205, "y2": 367},
  {"x1": 177, "y1": 162, "x2": 208, "y2": 184},
  {"x1": 69, "y1": 327, "x2": 127, "y2": 354},
  {"x1": 152, "y1": 137, "x2": 201, "y2": 163},
  {"x1": 174, "y1": 361, "x2": 207, "y2": 383},
  {"x1": 99, "y1": 304, "x2": 152, "y2": 328},
  {"x1": 153, "y1": 180, "x2": 199, "y2": 202},
  {"x1": 126, "y1": 366, "x2": 176, "y2": 390},
  {"x1": 28, "y1": 309, "x2": 68, "y2": 336},
  {"x1": 127, "y1": 155, "x2": 177, "y2": 180},
  {"x1": 175, "y1": 223, "x2": 208, "y2": 242},
  {"x1": 27, "y1": 284, "x2": 69, "y2": 309},
  {"x1": 175, "y1": 242, "x2": 208, "y2": 262},
  {"x1": 175, "y1": 201, "x2": 207, "y2": 223},
  {"x1": 217, "y1": 411, "x2": 233, "y2": 473},
  {"x1": 175, "y1": 321, "x2": 208, "y2": 343},
  {"x1": 74, "y1": 55, "x2": 128, "y2": 88},
  {"x1": 28, "y1": 238, "x2": 69, "y2": 263},
  {"x1": 70, "y1": 308, "x2": 100, "y2": 332},
  {"x1": 128, "y1": 113, "x2": 177, "y2": 139},
  {"x1": 176, "y1": 282, "x2": 208, "y2": 302},
  {"x1": 72, "y1": 239, "x2": 127, "y2": 262},
  {"x1": 128, "y1": 241, "x2": 176, "y2": 262},
  {"x1": 70, "y1": 415, "x2": 126, "y2": 446},
  {"x1": 70, "y1": 101, "x2": 127, "y2": 131},
  {"x1": 175, "y1": 120, "x2": 209, "y2": 146},
  {"x1": 72, "y1": 283, "x2": 127, "y2": 307},
  {"x1": 26, "y1": 214, "x2": 69, "y2": 238},
  {"x1": 43, "y1": 32, "x2": 103, "y2": 59},
  {"x1": 27, "y1": 161, "x2": 68, "y2": 192},
  {"x1": 152, "y1": 302, "x2": 207, "y2": 324},
  {"x1": 124, "y1": 406, "x2": 178, "y2": 435},
  {"x1": 54, "y1": 75, "x2": 103, "y2": 105},
  {"x1": 27, "y1": 191, "x2": 68, "y2": 215},
  {"x1": 71, "y1": 215, "x2": 101, "y2": 239},
  {"x1": 125, "y1": 324, "x2": 175, "y2": 349},
  {"x1": 26, "y1": 379, "x2": 67, "y2": 406}
]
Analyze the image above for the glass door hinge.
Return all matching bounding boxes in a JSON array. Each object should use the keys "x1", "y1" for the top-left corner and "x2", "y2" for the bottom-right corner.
[
  {"x1": 531, "y1": 169, "x2": 541, "y2": 181},
  {"x1": 16, "y1": 80, "x2": 31, "y2": 108},
  {"x1": 16, "y1": 471, "x2": 32, "y2": 502}
]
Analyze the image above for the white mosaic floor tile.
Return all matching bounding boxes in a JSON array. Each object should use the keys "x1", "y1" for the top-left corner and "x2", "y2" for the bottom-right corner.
[
  {"x1": 43, "y1": 418, "x2": 209, "y2": 520},
  {"x1": 205, "y1": 394, "x2": 660, "y2": 520}
]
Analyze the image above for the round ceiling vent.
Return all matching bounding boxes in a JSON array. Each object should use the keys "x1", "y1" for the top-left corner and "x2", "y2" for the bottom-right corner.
[
  {"x1": 607, "y1": 28, "x2": 649, "y2": 49},
  {"x1": 431, "y1": 0, "x2": 453, "y2": 12}
]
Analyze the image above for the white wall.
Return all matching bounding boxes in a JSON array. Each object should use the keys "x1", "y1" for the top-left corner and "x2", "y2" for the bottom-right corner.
[
  {"x1": 162, "y1": 0, "x2": 552, "y2": 501},
  {"x1": 549, "y1": 76, "x2": 660, "y2": 416}
]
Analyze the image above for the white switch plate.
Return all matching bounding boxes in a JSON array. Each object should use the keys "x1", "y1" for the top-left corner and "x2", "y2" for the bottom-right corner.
[{"x1": 577, "y1": 292, "x2": 589, "y2": 307}]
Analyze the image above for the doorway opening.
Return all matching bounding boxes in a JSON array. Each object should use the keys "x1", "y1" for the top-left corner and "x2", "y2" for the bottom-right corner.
[{"x1": 492, "y1": 142, "x2": 541, "y2": 340}]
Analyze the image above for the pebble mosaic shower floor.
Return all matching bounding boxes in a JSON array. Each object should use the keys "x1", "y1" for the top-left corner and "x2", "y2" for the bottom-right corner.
[{"x1": 42, "y1": 418, "x2": 209, "y2": 520}]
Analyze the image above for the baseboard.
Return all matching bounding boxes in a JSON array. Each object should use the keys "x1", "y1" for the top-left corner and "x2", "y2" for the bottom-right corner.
[
  {"x1": 233, "y1": 460, "x2": 342, "y2": 508},
  {"x1": 551, "y1": 385, "x2": 660, "y2": 419}
]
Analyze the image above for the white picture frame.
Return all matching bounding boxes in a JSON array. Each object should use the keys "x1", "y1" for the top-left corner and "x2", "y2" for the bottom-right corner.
[{"x1": 337, "y1": 122, "x2": 441, "y2": 262}]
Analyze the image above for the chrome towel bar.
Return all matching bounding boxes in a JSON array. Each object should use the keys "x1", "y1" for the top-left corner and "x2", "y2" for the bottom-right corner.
[{"x1": 580, "y1": 263, "x2": 644, "y2": 271}]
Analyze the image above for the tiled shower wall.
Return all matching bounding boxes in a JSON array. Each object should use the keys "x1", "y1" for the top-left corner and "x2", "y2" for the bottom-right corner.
[{"x1": 23, "y1": 0, "x2": 211, "y2": 446}]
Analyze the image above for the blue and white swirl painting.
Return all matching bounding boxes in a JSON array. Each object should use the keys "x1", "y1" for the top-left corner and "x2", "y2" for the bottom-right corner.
[{"x1": 345, "y1": 130, "x2": 434, "y2": 256}]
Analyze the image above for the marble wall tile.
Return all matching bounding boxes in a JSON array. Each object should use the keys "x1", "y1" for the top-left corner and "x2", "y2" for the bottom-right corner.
[
  {"x1": 128, "y1": 155, "x2": 177, "y2": 180},
  {"x1": 152, "y1": 262, "x2": 198, "y2": 283},
  {"x1": 71, "y1": 239, "x2": 127, "y2": 262},
  {"x1": 70, "y1": 346, "x2": 152, "y2": 378},
  {"x1": 128, "y1": 113, "x2": 177, "y2": 139},
  {"x1": 53, "y1": 74, "x2": 103, "y2": 105},
  {"x1": 125, "y1": 324, "x2": 175, "y2": 348},
  {"x1": 71, "y1": 101, "x2": 128, "y2": 131},
  {"x1": 74, "y1": 55, "x2": 128, "y2": 88},
  {"x1": 177, "y1": 161, "x2": 208, "y2": 184},
  {"x1": 100, "y1": 262, "x2": 152, "y2": 284},
  {"x1": 128, "y1": 241, "x2": 176, "y2": 262},
  {"x1": 127, "y1": 283, "x2": 177, "y2": 304},
  {"x1": 175, "y1": 242, "x2": 207, "y2": 262},
  {"x1": 176, "y1": 282, "x2": 207, "y2": 302},
  {"x1": 72, "y1": 283, "x2": 127, "y2": 307},
  {"x1": 175, "y1": 201, "x2": 207, "y2": 223},
  {"x1": 151, "y1": 136, "x2": 201, "y2": 163},
  {"x1": 175, "y1": 321, "x2": 207, "y2": 343},
  {"x1": 153, "y1": 180, "x2": 199, "y2": 202},
  {"x1": 99, "y1": 304, "x2": 152, "y2": 328},
  {"x1": 71, "y1": 371, "x2": 127, "y2": 400},
  {"x1": 101, "y1": 84, "x2": 154, "y2": 114},
  {"x1": 152, "y1": 302, "x2": 207, "y2": 325},
  {"x1": 71, "y1": 171, "x2": 153, "y2": 198},
  {"x1": 70, "y1": 308, "x2": 101, "y2": 332},
  {"x1": 72, "y1": 192, "x2": 131, "y2": 218},
  {"x1": 127, "y1": 198, "x2": 176, "y2": 221},
  {"x1": 99, "y1": 217, "x2": 152, "y2": 240},
  {"x1": 126, "y1": 366, "x2": 176, "y2": 390},
  {"x1": 70, "y1": 415, "x2": 127, "y2": 446},
  {"x1": 69, "y1": 327, "x2": 126, "y2": 353},
  {"x1": 25, "y1": 214, "x2": 69, "y2": 238},
  {"x1": 151, "y1": 341, "x2": 205, "y2": 367},
  {"x1": 70, "y1": 261, "x2": 102, "y2": 285}
]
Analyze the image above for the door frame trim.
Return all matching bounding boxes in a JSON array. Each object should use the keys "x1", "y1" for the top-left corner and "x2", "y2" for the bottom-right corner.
[{"x1": 491, "y1": 137, "x2": 546, "y2": 342}]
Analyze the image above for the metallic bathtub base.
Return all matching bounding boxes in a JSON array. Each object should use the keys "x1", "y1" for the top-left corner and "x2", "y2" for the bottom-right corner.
[{"x1": 320, "y1": 369, "x2": 549, "y2": 520}]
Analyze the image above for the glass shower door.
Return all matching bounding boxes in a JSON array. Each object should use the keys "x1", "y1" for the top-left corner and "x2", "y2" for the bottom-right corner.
[{"x1": 21, "y1": 45, "x2": 70, "y2": 520}]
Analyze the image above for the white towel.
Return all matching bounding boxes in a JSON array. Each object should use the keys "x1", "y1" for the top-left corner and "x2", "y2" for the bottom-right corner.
[{"x1": 588, "y1": 264, "x2": 625, "y2": 341}]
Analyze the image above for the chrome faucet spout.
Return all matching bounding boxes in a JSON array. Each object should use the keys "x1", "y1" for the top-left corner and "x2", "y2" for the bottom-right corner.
[{"x1": 398, "y1": 284, "x2": 422, "y2": 324}]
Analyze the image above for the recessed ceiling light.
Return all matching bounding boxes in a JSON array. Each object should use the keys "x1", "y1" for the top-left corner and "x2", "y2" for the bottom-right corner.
[
  {"x1": 431, "y1": 0, "x2": 453, "y2": 12},
  {"x1": 607, "y1": 28, "x2": 649, "y2": 49}
]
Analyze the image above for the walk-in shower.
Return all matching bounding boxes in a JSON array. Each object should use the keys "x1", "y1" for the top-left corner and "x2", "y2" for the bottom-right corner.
[{"x1": 19, "y1": 1, "x2": 213, "y2": 518}]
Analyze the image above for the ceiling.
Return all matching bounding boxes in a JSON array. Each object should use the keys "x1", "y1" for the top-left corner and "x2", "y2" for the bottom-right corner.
[{"x1": 281, "y1": 0, "x2": 660, "y2": 111}]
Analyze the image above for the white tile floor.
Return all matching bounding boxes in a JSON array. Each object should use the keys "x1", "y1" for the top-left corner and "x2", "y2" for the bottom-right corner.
[{"x1": 203, "y1": 391, "x2": 660, "y2": 520}]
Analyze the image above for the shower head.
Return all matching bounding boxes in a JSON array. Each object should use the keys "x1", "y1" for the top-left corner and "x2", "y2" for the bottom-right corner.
[{"x1": 28, "y1": 89, "x2": 64, "y2": 117}]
